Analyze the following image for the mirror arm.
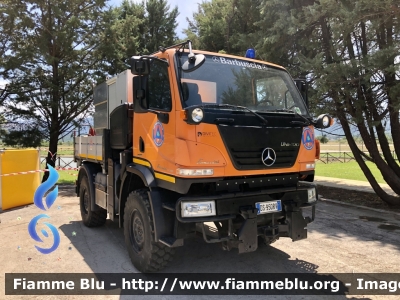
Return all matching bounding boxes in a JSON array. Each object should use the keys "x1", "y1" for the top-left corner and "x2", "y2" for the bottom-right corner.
[
  {"x1": 147, "y1": 109, "x2": 169, "y2": 124},
  {"x1": 188, "y1": 41, "x2": 196, "y2": 63}
]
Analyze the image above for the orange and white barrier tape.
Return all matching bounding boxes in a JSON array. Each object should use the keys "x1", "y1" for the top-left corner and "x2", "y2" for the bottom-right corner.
[
  {"x1": 54, "y1": 167, "x2": 79, "y2": 171},
  {"x1": 0, "y1": 170, "x2": 46, "y2": 177},
  {"x1": 0, "y1": 167, "x2": 80, "y2": 177}
]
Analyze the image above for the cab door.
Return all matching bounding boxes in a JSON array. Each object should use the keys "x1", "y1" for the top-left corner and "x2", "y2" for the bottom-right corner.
[{"x1": 133, "y1": 56, "x2": 176, "y2": 179}]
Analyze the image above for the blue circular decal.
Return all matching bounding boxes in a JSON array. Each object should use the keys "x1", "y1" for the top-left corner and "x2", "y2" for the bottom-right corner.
[
  {"x1": 152, "y1": 121, "x2": 164, "y2": 147},
  {"x1": 302, "y1": 127, "x2": 314, "y2": 150}
]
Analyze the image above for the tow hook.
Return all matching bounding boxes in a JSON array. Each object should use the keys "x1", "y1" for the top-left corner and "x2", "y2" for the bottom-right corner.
[{"x1": 238, "y1": 208, "x2": 258, "y2": 253}]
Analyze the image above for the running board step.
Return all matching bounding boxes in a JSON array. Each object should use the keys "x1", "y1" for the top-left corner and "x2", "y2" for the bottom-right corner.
[{"x1": 159, "y1": 236, "x2": 183, "y2": 247}]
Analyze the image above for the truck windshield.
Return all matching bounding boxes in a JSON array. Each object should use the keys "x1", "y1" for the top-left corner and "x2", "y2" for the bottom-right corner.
[{"x1": 177, "y1": 53, "x2": 309, "y2": 116}]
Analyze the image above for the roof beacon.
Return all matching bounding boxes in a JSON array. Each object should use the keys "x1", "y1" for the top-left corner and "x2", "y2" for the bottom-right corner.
[{"x1": 245, "y1": 48, "x2": 256, "y2": 59}]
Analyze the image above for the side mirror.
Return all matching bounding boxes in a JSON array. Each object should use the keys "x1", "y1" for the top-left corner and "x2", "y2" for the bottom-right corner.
[
  {"x1": 294, "y1": 79, "x2": 308, "y2": 108},
  {"x1": 314, "y1": 114, "x2": 333, "y2": 129},
  {"x1": 181, "y1": 40, "x2": 206, "y2": 72},
  {"x1": 130, "y1": 56, "x2": 150, "y2": 76},
  {"x1": 182, "y1": 54, "x2": 206, "y2": 72},
  {"x1": 133, "y1": 76, "x2": 148, "y2": 113}
]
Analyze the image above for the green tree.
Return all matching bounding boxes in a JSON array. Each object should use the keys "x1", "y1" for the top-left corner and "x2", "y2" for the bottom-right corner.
[
  {"x1": 104, "y1": 0, "x2": 178, "y2": 75},
  {"x1": 184, "y1": 0, "x2": 262, "y2": 56},
  {"x1": 0, "y1": 114, "x2": 6, "y2": 142},
  {"x1": 0, "y1": 0, "x2": 108, "y2": 181},
  {"x1": 256, "y1": 0, "x2": 400, "y2": 206},
  {"x1": 317, "y1": 135, "x2": 329, "y2": 144},
  {"x1": 145, "y1": 0, "x2": 179, "y2": 53},
  {"x1": 100, "y1": 0, "x2": 146, "y2": 75}
]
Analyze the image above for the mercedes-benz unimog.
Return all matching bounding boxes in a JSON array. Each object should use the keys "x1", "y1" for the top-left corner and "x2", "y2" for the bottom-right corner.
[{"x1": 74, "y1": 41, "x2": 332, "y2": 272}]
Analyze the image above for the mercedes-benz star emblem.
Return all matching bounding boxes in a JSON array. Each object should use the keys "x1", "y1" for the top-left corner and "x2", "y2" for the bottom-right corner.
[
  {"x1": 261, "y1": 148, "x2": 276, "y2": 167},
  {"x1": 212, "y1": 56, "x2": 220, "y2": 63}
]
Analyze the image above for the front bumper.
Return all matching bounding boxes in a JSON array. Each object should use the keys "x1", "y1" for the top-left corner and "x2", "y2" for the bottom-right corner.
[{"x1": 174, "y1": 182, "x2": 317, "y2": 253}]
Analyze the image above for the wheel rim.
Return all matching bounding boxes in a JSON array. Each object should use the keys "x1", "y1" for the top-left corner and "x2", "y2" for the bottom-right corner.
[
  {"x1": 81, "y1": 188, "x2": 89, "y2": 214},
  {"x1": 129, "y1": 210, "x2": 144, "y2": 253}
]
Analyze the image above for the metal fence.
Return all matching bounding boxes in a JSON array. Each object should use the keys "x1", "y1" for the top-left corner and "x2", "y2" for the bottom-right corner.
[
  {"x1": 317, "y1": 151, "x2": 398, "y2": 164},
  {"x1": 40, "y1": 156, "x2": 77, "y2": 169}
]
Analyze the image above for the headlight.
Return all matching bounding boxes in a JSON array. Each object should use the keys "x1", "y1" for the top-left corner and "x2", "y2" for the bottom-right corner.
[
  {"x1": 307, "y1": 188, "x2": 317, "y2": 203},
  {"x1": 306, "y1": 163, "x2": 315, "y2": 169},
  {"x1": 181, "y1": 201, "x2": 216, "y2": 217},
  {"x1": 177, "y1": 168, "x2": 213, "y2": 176},
  {"x1": 191, "y1": 108, "x2": 204, "y2": 123}
]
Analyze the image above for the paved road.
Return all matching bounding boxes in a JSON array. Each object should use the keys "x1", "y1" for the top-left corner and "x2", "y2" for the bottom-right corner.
[{"x1": 1, "y1": 186, "x2": 400, "y2": 300}]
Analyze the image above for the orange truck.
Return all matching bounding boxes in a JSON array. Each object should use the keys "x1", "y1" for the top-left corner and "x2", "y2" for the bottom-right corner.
[{"x1": 74, "y1": 41, "x2": 332, "y2": 272}]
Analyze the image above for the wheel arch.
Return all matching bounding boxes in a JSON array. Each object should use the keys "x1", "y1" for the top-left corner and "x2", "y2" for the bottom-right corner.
[
  {"x1": 77, "y1": 162, "x2": 101, "y2": 212},
  {"x1": 118, "y1": 163, "x2": 157, "y2": 228}
]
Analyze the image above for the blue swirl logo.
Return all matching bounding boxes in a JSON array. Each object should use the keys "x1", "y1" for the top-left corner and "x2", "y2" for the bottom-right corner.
[
  {"x1": 34, "y1": 165, "x2": 59, "y2": 210},
  {"x1": 28, "y1": 214, "x2": 60, "y2": 254},
  {"x1": 28, "y1": 164, "x2": 61, "y2": 254}
]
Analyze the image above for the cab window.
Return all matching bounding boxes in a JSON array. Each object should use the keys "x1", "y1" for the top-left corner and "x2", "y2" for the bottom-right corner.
[{"x1": 147, "y1": 60, "x2": 172, "y2": 111}]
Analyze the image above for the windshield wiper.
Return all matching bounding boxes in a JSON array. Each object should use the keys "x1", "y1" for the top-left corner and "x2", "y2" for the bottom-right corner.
[
  {"x1": 203, "y1": 104, "x2": 268, "y2": 126},
  {"x1": 271, "y1": 108, "x2": 312, "y2": 126}
]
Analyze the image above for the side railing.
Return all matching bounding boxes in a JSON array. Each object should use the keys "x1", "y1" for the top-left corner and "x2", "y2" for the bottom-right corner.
[
  {"x1": 317, "y1": 151, "x2": 398, "y2": 163},
  {"x1": 40, "y1": 156, "x2": 76, "y2": 168}
]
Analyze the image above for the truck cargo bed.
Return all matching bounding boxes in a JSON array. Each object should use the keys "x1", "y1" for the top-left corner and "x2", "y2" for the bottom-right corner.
[{"x1": 74, "y1": 136, "x2": 103, "y2": 162}]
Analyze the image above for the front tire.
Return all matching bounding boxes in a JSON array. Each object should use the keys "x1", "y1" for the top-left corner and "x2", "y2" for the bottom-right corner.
[
  {"x1": 79, "y1": 175, "x2": 107, "y2": 227},
  {"x1": 124, "y1": 189, "x2": 175, "y2": 272}
]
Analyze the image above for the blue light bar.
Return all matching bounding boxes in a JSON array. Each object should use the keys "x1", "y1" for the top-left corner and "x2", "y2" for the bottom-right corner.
[{"x1": 245, "y1": 48, "x2": 256, "y2": 59}]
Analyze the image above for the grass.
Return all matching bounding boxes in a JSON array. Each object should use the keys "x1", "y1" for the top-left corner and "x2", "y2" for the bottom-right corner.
[
  {"x1": 57, "y1": 171, "x2": 78, "y2": 184},
  {"x1": 315, "y1": 161, "x2": 385, "y2": 184},
  {"x1": 0, "y1": 145, "x2": 74, "y2": 156},
  {"x1": 39, "y1": 146, "x2": 74, "y2": 156},
  {"x1": 40, "y1": 163, "x2": 78, "y2": 185},
  {"x1": 40, "y1": 171, "x2": 77, "y2": 185}
]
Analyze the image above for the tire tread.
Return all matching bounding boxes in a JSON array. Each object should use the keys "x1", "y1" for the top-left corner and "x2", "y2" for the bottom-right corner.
[
  {"x1": 80, "y1": 175, "x2": 107, "y2": 227},
  {"x1": 125, "y1": 189, "x2": 175, "y2": 272}
]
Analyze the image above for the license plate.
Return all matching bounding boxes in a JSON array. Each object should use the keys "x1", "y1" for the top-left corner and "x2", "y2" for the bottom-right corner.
[{"x1": 255, "y1": 200, "x2": 282, "y2": 215}]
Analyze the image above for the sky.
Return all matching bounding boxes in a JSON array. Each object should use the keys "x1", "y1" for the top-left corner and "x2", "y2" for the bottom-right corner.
[{"x1": 109, "y1": 0, "x2": 207, "y2": 38}]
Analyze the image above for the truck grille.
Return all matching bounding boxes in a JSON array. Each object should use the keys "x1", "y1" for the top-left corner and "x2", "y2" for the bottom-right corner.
[
  {"x1": 230, "y1": 147, "x2": 298, "y2": 169},
  {"x1": 218, "y1": 125, "x2": 302, "y2": 170}
]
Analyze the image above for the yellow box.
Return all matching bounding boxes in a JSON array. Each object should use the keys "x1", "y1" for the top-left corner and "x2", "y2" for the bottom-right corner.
[{"x1": 0, "y1": 149, "x2": 40, "y2": 210}]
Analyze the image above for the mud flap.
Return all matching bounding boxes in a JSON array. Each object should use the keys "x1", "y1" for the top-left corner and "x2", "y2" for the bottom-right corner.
[
  {"x1": 287, "y1": 211, "x2": 308, "y2": 241},
  {"x1": 238, "y1": 208, "x2": 258, "y2": 253}
]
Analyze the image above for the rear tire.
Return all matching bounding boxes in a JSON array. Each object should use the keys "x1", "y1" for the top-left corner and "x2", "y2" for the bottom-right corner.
[
  {"x1": 124, "y1": 189, "x2": 175, "y2": 272},
  {"x1": 79, "y1": 175, "x2": 107, "y2": 227}
]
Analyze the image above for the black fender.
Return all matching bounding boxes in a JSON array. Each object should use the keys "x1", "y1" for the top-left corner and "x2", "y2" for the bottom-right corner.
[
  {"x1": 77, "y1": 162, "x2": 101, "y2": 212},
  {"x1": 118, "y1": 163, "x2": 181, "y2": 245},
  {"x1": 126, "y1": 163, "x2": 157, "y2": 189},
  {"x1": 118, "y1": 163, "x2": 157, "y2": 227}
]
